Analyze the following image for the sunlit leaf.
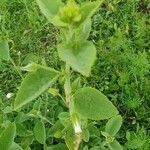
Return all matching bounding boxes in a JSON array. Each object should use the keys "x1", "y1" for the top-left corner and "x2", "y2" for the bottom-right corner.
[
  {"x1": 34, "y1": 120, "x2": 46, "y2": 144},
  {"x1": 80, "y1": 1, "x2": 103, "y2": 24},
  {"x1": 36, "y1": 0, "x2": 63, "y2": 21},
  {"x1": 14, "y1": 65, "x2": 59, "y2": 110},
  {"x1": 109, "y1": 140, "x2": 123, "y2": 150},
  {"x1": 10, "y1": 142, "x2": 22, "y2": 150},
  {"x1": 0, "y1": 123, "x2": 16, "y2": 150},
  {"x1": 58, "y1": 41, "x2": 96, "y2": 76},
  {"x1": 105, "y1": 115, "x2": 122, "y2": 136},
  {"x1": 74, "y1": 87, "x2": 118, "y2": 120},
  {"x1": 75, "y1": 19, "x2": 92, "y2": 41}
]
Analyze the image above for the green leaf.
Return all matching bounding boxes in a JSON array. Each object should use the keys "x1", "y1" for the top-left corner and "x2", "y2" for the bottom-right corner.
[
  {"x1": 105, "y1": 115, "x2": 122, "y2": 137},
  {"x1": 58, "y1": 112, "x2": 70, "y2": 127},
  {"x1": 22, "y1": 53, "x2": 39, "y2": 65},
  {"x1": 14, "y1": 65, "x2": 59, "y2": 110},
  {"x1": 48, "y1": 88, "x2": 59, "y2": 97},
  {"x1": 71, "y1": 77, "x2": 82, "y2": 93},
  {"x1": 90, "y1": 146, "x2": 101, "y2": 150},
  {"x1": 10, "y1": 142, "x2": 22, "y2": 150},
  {"x1": 0, "y1": 123, "x2": 16, "y2": 150},
  {"x1": 3, "y1": 106, "x2": 13, "y2": 114},
  {"x1": 88, "y1": 123, "x2": 100, "y2": 137},
  {"x1": 47, "y1": 143, "x2": 67, "y2": 150},
  {"x1": 83, "y1": 128, "x2": 90, "y2": 142},
  {"x1": 80, "y1": 1, "x2": 103, "y2": 24},
  {"x1": 48, "y1": 120, "x2": 64, "y2": 138},
  {"x1": 125, "y1": 131, "x2": 131, "y2": 141},
  {"x1": 75, "y1": 19, "x2": 92, "y2": 41},
  {"x1": 109, "y1": 140, "x2": 123, "y2": 150},
  {"x1": 0, "y1": 41, "x2": 10, "y2": 61},
  {"x1": 58, "y1": 41, "x2": 96, "y2": 76},
  {"x1": 34, "y1": 120, "x2": 46, "y2": 144},
  {"x1": 16, "y1": 123, "x2": 30, "y2": 137},
  {"x1": 64, "y1": 126, "x2": 75, "y2": 150},
  {"x1": 15, "y1": 112, "x2": 29, "y2": 123},
  {"x1": 21, "y1": 63, "x2": 58, "y2": 72},
  {"x1": 83, "y1": 146, "x2": 89, "y2": 150},
  {"x1": 74, "y1": 87, "x2": 118, "y2": 120},
  {"x1": 36, "y1": 0, "x2": 63, "y2": 21},
  {"x1": 125, "y1": 138, "x2": 145, "y2": 149},
  {"x1": 20, "y1": 136, "x2": 33, "y2": 149}
]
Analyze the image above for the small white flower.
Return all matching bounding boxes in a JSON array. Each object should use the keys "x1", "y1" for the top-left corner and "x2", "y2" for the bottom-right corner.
[
  {"x1": 6, "y1": 93, "x2": 14, "y2": 99},
  {"x1": 73, "y1": 121, "x2": 82, "y2": 133}
]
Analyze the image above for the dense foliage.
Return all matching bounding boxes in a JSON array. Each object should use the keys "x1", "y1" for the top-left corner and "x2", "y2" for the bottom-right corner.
[{"x1": 0, "y1": 0, "x2": 150, "y2": 150}]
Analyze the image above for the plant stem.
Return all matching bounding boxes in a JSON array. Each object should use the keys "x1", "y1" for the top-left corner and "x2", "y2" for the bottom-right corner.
[
  {"x1": 64, "y1": 63, "x2": 72, "y2": 108},
  {"x1": 64, "y1": 63, "x2": 82, "y2": 150},
  {"x1": 74, "y1": 132, "x2": 82, "y2": 150}
]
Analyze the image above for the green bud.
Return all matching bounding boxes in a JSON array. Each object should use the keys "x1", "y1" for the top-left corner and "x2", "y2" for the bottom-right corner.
[{"x1": 59, "y1": 1, "x2": 81, "y2": 24}]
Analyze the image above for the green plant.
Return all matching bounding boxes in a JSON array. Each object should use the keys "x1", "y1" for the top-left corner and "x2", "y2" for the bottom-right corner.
[
  {"x1": 101, "y1": 115, "x2": 123, "y2": 150},
  {"x1": 125, "y1": 126, "x2": 150, "y2": 150},
  {"x1": 10, "y1": 0, "x2": 122, "y2": 149},
  {"x1": 0, "y1": 40, "x2": 23, "y2": 78}
]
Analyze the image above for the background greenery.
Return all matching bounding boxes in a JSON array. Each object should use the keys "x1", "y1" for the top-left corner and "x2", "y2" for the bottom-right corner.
[{"x1": 0, "y1": 0, "x2": 150, "y2": 149}]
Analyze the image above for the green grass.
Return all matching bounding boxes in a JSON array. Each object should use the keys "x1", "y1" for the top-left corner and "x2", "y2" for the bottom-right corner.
[{"x1": 0, "y1": 0, "x2": 150, "y2": 149}]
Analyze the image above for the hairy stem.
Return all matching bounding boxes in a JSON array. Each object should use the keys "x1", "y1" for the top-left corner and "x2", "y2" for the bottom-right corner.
[
  {"x1": 64, "y1": 63, "x2": 72, "y2": 108},
  {"x1": 64, "y1": 63, "x2": 82, "y2": 150}
]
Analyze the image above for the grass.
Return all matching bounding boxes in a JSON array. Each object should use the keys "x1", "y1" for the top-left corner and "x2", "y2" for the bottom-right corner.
[{"x1": 0, "y1": 0, "x2": 150, "y2": 149}]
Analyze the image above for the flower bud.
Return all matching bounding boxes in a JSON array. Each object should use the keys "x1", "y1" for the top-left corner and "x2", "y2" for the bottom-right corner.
[{"x1": 59, "y1": 1, "x2": 81, "y2": 24}]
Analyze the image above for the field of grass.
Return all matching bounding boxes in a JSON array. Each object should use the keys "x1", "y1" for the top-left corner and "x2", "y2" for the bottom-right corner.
[{"x1": 0, "y1": 0, "x2": 150, "y2": 149}]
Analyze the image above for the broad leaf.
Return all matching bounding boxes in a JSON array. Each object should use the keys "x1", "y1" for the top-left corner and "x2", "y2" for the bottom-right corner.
[
  {"x1": 80, "y1": 1, "x2": 103, "y2": 24},
  {"x1": 0, "y1": 41, "x2": 10, "y2": 61},
  {"x1": 48, "y1": 121, "x2": 64, "y2": 138},
  {"x1": 105, "y1": 115, "x2": 122, "y2": 137},
  {"x1": 58, "y1": 41, "x2": 96, "y2": 76},
  {"x1": 34, "y1": 120, "x2": 46, "y2": 144},
  {"x1": 0, "y1": 123, "x2": 16, "y2": 150},
  {"x1": 10, "y1": 142, "x2": 22, "y2": 150},
  {"x1": 14, "y1": 65, "x2": 59, "y2": 110},
  {"x1": 74, "y1": 87, "x2": 118, "y2": 120},
  {"x1": 36, "y1": 0, "x2": 63, "y2": 21},
  {"x1": 109, "y1": 140, "x2": 123, "y2": 150},
  {"x1": 75, "y1": 19, "x2": 92, "y2": 41}
]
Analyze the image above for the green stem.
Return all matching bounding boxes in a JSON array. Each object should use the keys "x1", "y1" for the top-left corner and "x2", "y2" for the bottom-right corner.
[
  {"x1": 64, "y1": 63, "x2": 82, "y2": 150},
  {"x1": 64, "y1": 63, "x2": 72, "y2": 109},
  {"x1": 10, "y1": 57, "x2": 23, "y2": 79}
]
